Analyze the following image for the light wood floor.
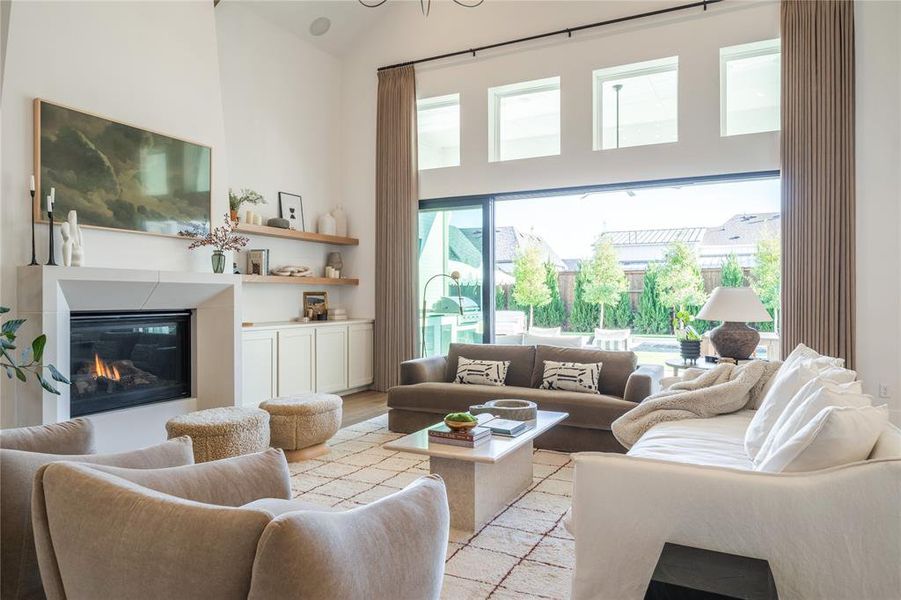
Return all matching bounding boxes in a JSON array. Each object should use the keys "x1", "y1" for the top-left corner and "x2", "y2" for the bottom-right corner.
[{"x1": 340, "y1": 390, "x2": 388, "y2": 428}]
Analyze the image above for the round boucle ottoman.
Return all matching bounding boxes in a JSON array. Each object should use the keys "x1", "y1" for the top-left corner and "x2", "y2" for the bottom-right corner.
[
  {"x1": 260, "y1": 394, "x2": 342, "y2": 461},
  {"x1": 166, "y1": 407, "x2": 270, "y2": 463}
]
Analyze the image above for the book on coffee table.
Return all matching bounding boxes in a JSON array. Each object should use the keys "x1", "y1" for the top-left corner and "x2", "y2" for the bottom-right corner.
[
  {"x1": 428, "y1": 424, "x2": 490, "y2": 447},
  {"x1": 483, "y1": 418, "x2": 530, "y2": 437}
]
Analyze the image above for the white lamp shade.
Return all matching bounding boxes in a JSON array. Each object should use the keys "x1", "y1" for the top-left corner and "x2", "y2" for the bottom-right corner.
[{"x1": 696, "y1": 287, "x2": 773, "y2": 322}]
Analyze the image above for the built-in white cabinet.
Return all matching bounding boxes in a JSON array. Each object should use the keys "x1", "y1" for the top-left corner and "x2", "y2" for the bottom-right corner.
[
  {"x1": 241, "y1": 320, "x2": 374, "y2": 406},
  {"x1": 241, "y1": 330, "x2": 278, "y2": 407},
  {"x1": 348, "y1": 322, "x2": 374, "y2": 389},
  {"x1": 277, "y1": 328, "x2": 315, "y2": 396},
  {"x1": 315, "y1": 327, "x2": 349, "y2": 393}
]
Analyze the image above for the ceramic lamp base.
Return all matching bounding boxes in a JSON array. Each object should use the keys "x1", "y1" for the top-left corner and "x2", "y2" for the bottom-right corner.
[{"x1": 709, "y1": 321, "x2": 760, "y2": 360}]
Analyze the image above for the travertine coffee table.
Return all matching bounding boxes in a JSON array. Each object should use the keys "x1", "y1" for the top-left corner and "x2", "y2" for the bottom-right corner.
[{"x1": 384, "y1": 410, "x2": 568, "y2": 531}]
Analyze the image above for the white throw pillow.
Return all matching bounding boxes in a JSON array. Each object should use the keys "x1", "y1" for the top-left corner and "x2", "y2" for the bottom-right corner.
[
  {"x1": 453, "y1": 357, "x2": 509, "y2": 386},
  {"x1": 522, "y1": 334, "x2": 585, "y2": 348},
  {"x1": 755, "y1": 405, "x2": 888, "y2": 473},
  {"x1": 757, "y1": 343, "x2": 844, "y2": 401},
  {"x1": 755, "y1": 376, "x2": 866, "y2": 465},
  {"x1": 540, "y1": 360, "x2": 603, "y2": 394},
  {"x1": 744, "y1": 346, "x2": 846, "y2": 460},
  {"x1": 529, "y1": 326, "x2": 562, "y2": 336}
]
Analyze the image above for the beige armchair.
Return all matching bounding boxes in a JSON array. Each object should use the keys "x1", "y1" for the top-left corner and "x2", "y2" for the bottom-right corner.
[
  {"x1": 32, "y1": 448, "x2": 450, "y2": 600},
  {"x1": 0, "y1": 419, "x2": 194, "y2": 600}
]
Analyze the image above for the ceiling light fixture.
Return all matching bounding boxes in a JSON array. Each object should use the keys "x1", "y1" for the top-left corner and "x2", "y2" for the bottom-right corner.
[
  {"x1": 309, "y1": 16, "x2": 331, "y2": 36},
  {"x1": 358, "y1": 0, "x2": 484, "y2": 17}
]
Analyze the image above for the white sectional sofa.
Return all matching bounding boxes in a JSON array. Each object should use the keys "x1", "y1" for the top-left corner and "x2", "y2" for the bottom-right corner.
[{"x1": 567, "y1": 409, "x2": 901, "y2": 599}]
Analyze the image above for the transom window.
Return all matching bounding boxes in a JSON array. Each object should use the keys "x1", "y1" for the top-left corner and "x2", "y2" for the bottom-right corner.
[
  {"x1": 488, "y1": 77, "x2": 561, "y2": 162},
  {"x1": 720, "y1": 39, "x2": 781, "y2": 136},
  {"x1": 593, "y1": 56, "x2": 679, "y2": 151},
  {"x1": 417, "y1": 93, "x2": 461, "y2": 170}
]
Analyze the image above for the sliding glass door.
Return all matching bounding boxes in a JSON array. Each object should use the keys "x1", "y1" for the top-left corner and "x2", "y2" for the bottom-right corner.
[
  {"x1": 419, "y1": 171, "x2": 781, "y2": 361},
  {"x1": 418, "y1": 199, "x2": 493, "y2": 357}
]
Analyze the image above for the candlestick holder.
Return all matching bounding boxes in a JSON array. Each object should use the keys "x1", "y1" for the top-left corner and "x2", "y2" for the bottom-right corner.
[
  {"x1": 46, "y1": 208, "x2": 57, "y2": 266},
  {"x1": 29, "y1": 190, "x2": 38, "y2": 265}
]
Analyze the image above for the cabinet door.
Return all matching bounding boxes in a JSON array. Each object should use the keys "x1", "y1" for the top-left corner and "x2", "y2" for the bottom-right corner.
[
  {"x1": 348, "y1": 322, "x2": 374, "y2": 388},
  {"x1": 242, "y1": 330, "x2": 277, "y2": 407},
  {"x1": 278, "y1": 328, "x2": 315, "y2": 396},
  {"x1": 315, "y1": 326, "x2": 348, "y2": 393}
]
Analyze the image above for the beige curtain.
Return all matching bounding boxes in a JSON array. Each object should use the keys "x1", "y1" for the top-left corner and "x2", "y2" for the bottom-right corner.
[
  {"x1": 781, "y1": 0, "x2": 855, "y2": 366},
  {"x1": 374, "y1": 65, "x2": 419, "y2": 391}
]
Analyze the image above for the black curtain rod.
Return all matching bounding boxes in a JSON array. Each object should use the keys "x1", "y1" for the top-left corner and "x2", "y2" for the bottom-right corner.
[{"x1": 378, "y1": 0, "x2": 724, "y2": 71}]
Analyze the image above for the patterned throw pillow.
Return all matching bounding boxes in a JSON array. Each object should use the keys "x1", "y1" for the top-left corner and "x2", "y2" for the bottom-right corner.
[
  {"x1": 454, "y1": 357, "x2": 510, "y2": 386},
  {"x1": 540, "y1": 360, "x2": 603, "y2": 394}
]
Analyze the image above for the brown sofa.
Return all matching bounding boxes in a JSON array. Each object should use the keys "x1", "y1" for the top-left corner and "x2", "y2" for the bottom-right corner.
[{"x1": 388, "y1": 343, "x2": 662, "y2": 453}]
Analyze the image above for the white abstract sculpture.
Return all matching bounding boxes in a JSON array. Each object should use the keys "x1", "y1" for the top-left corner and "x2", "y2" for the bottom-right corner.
[{"x1": 60, "y1": 210, "x2": 85, "y2": 266}]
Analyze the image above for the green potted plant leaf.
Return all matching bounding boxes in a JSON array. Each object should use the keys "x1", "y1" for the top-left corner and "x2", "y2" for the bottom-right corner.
[
  {"x1": 673, "y1": 308, "x2": 702, "y2": 364},
  {"x1": 0, "y1": 306, "x2": 70, "y2": 394},
  {"x1": 228, "y1": 188, "x2": 265, "y2": 222}
]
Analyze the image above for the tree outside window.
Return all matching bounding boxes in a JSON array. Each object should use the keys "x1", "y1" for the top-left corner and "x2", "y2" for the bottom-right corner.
[
  {"x1": 581, "y1": 238, "x2": 628, "y2": 329},
  {"x1": 512, "y1": 244, "x2": 551, "y2": 329},
  {"x1": 657, "y1": 241, "x2": 706, "y2": 321}
]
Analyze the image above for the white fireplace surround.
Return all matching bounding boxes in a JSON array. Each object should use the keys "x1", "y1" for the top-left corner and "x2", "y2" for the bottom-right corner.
[{"x1": 16, "y1": 266, "x2": 241, "y2": 452}]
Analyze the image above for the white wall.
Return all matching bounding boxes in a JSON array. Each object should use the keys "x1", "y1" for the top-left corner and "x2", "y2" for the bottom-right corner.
[
  {"x1": 855, "y1": 0, "x2": 901, "y2": 418},
  {"x1": 0, "y1": 0, "x2": 228, "y2": 427},
  {"x1": 340, "y1": 0, "x2": 781, "y2": 321},
  {"x1": 216, "y1": 2, "x2": 353, "y2": 323}
]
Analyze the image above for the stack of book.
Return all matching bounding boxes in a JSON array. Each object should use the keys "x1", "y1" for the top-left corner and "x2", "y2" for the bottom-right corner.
[
  {"x1": 428, "y1": 424, "x2": 490, "y2": 448},
  {"x1": 328, "y1": 307, "x2": 348, "y2": 321}
]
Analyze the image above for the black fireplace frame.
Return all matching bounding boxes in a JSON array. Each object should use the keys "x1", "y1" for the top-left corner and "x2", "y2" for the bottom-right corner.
[{"x1": 69, "y1": 310, "x2": 193, "y2": 417}]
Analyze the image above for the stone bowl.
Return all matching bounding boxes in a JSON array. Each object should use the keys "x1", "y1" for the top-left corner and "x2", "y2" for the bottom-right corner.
[{"x1": 469, "y1": 399, "x2": 538, "y2": 421}]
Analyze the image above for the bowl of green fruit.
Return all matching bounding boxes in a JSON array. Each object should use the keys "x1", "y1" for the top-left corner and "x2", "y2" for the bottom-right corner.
[{"x1": 444, "y1": 412, "x2": 478, "y2": 431}]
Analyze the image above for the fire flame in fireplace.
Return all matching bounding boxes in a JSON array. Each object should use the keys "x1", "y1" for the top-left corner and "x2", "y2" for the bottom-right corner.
[{"x1": 92, "y1": 353, "x2": 121, "y2": 381}]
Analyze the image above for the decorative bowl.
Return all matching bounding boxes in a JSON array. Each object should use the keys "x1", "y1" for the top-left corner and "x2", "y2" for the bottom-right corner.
[
  {"x1": 444, "y1": 418, "x2": 478, "y2": 431},
  {"x1": 469, "y1": 399, "x2": 538, "y2": 421}
]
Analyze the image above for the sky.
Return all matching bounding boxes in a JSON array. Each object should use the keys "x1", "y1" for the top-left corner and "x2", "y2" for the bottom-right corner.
[{"x1": 494, "y1": 177, "x2": 780, "y2": 259}]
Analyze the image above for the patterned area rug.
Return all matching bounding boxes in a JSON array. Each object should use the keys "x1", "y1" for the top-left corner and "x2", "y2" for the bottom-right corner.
[{"x1": 288, "y1": 414, "x2": 575, "y2": 600}]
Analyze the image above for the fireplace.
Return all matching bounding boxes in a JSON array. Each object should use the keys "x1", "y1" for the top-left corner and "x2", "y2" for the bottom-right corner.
[{"x1": 70, "y1": 311, "x2": 192, "y2": 417}]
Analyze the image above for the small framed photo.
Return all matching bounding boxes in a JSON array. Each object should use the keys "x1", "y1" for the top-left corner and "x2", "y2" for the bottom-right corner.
[
  {"x1": 247, "y1": 249, "x2": 270, "y2": 276},
  {"x1": 278, "y1": 192, "x2": 304, "y2": 231},
  {"x1": 303, "y1": 291, "x2": 329, "y2": 320}
]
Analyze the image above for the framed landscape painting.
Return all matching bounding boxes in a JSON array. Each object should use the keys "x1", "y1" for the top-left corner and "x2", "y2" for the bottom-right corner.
[{"x1": 34, "y1": 99, "x2": 212, "y2": 236}]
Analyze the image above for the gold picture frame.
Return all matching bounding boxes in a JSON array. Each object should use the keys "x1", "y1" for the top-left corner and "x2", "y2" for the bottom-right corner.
[
  {"x1": 33, "y1": 98, "x2": 213, "y2": 238},
  {"x1": 303, "y1": 291, "x2": 329, "y2": 320}
]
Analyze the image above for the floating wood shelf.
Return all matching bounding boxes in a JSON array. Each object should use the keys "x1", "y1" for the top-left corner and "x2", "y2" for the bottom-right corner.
[
  {"x1": 242, "y1": 275, "x2": 359, "y2": 286},
  {"x1": 235, "y1": 223, "x2": 358, "y2": 246}
]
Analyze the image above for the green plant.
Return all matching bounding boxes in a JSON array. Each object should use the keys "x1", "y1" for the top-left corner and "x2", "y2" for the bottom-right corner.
[
  {"x1": 720, "y1": 253, "x2": 745, "y2": 287},
  {"x1": 605, "y1": 291, "x2": 634, "y2": 329},
  {"x1": 0, "y1": 307, "x2": 70, "y2": 394},
  {"x1": 672, "y1": 308, "x2": 701, "y2": 341},
  {"x1": 657, "y1": 241, "x2": 706, "y2": 318},
  {"x1": 228, "y1": 188, "x2": 265, "y2": 212},
  {"x1": 512, "y1": 244, "x2": 551, "y2": 329},
  {"x1": 751, "y1": 236, "x2": 781, "y2": 333},
  {"x1": 567, "y1": 266, "x2": 599, "y2": 333},
  {"x1": 634, "y1": 265, "x2": 671, "y2": 334},
  {"x1": 533, "y1": 262, "x2": 566, "y2": 328},
  {"x1": 581, "y1": 238, "x2": 628, "y2": 329}
]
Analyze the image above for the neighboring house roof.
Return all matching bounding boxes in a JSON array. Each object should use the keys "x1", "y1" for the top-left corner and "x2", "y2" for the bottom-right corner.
[
  {"x1": 461, "y1": 226, "x2": 566, "y2": 270},
  {"x1": 562, "y1": 258, "x2": 582, "y2": 272},
  {"x1": 701, "y1": 213, "x2": 780, "y2": 246},
  {"x1": 447, "y1": 226, "x2": 482, "y2": 268},
  {"x1": 601, "y1": 227, "x2": 705, "y2": 246}
]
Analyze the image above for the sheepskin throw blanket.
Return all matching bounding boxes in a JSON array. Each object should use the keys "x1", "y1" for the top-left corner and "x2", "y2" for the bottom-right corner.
[{"x1": 612, "y1": 360, "x2": 780, "y2": 449}]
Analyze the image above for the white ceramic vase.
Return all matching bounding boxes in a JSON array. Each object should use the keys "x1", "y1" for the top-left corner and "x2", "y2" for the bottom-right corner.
[
  {"x1": 318, "y1": 213, "x2": 337, "y2": 236},
  {"x1": 331, "y1": 205, "x2": 348, "y2": 237}
]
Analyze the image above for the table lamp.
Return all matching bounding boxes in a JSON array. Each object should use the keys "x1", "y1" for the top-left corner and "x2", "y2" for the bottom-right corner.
[{"x1": 696, "y1": 287, "x2": 772, "y2": 360}]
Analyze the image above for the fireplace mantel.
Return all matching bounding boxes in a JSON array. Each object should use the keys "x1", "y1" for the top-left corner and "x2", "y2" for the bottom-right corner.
[{"x1": 15, "y1": 266, "x2": 242, "y2": 448}]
